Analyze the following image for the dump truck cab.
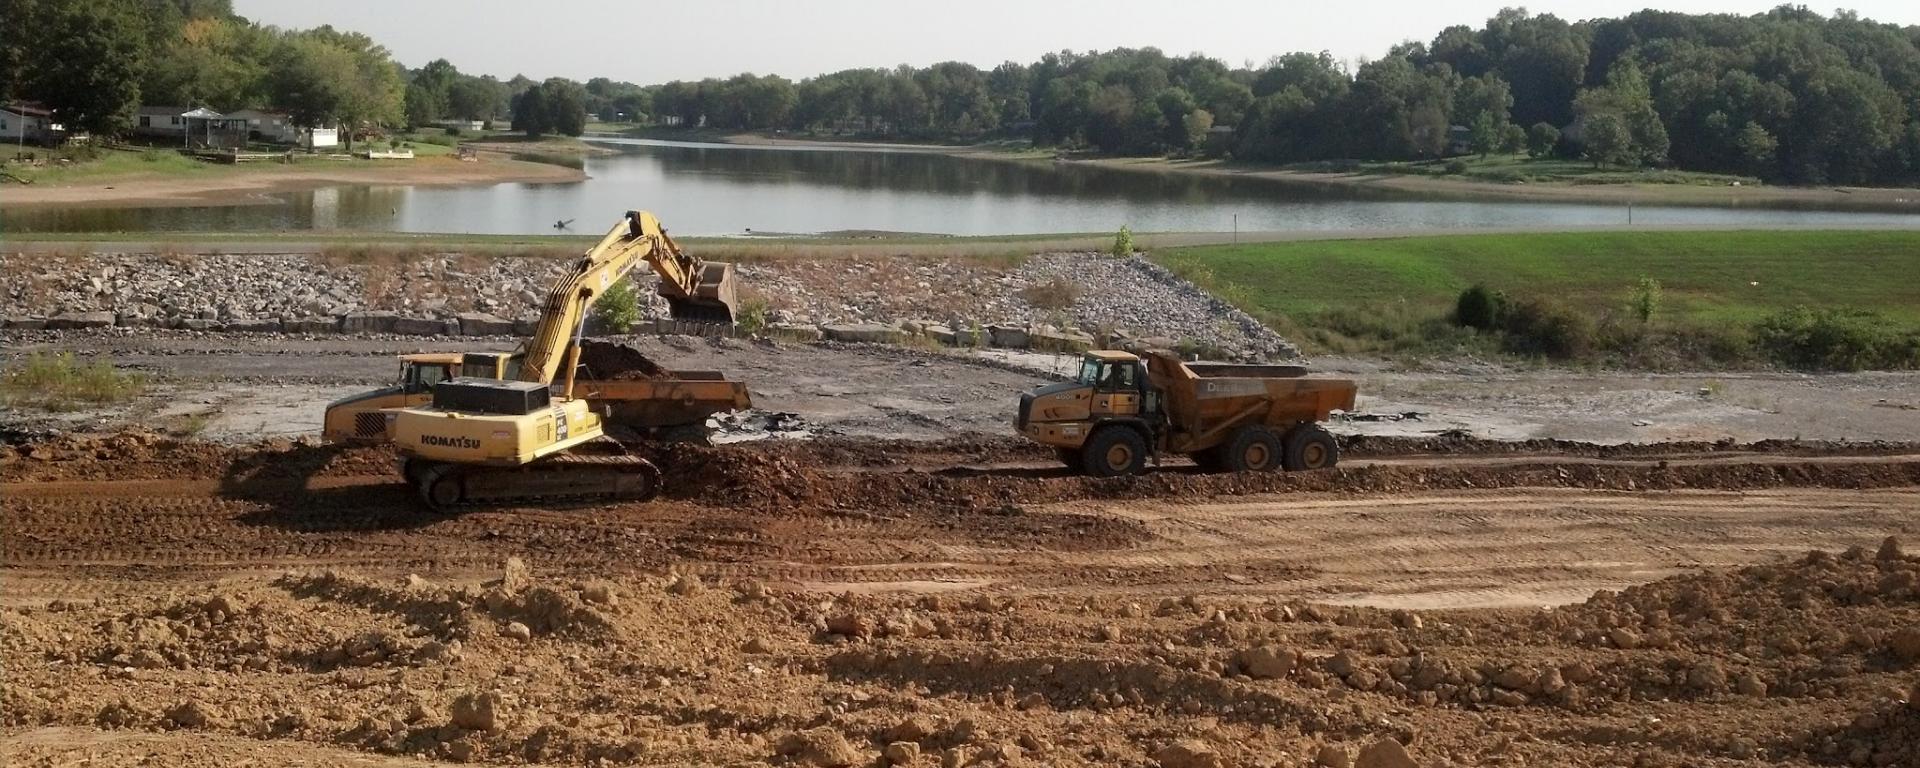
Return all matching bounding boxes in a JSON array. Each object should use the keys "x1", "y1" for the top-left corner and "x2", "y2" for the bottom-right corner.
[
  {"x1": 321, "y1": 353, "x2": 464, "y2": 443},
  {"x1": 1017, "y1": 349, "x2": 1356, "y2": 478}
]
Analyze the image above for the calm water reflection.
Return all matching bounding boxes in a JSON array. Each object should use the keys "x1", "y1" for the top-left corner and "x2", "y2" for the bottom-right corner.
[{"x1": 6, "y1": 138, "x2": 1917, "y2": 235}]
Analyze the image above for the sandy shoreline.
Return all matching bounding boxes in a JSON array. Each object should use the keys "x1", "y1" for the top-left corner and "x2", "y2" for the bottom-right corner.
[{"x1": 0, "y1": 153, "x2": 585, "y2": 209}]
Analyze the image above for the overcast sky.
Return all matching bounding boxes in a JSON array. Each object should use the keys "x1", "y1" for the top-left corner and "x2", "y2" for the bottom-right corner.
[{"x1": 233, "y1": 1, "x2": 1920, "y2": 82}]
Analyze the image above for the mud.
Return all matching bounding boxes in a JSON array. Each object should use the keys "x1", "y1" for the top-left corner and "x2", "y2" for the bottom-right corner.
[
  {"x1": 5, "y1": 544, "x2": 1917, "y2": 766},
  {"x1": 575, "y1": 339, "x2": 669, "y2": 381}
]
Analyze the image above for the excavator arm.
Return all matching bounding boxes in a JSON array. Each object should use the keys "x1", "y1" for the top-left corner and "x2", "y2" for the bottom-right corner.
[{"x1": 517, "y1": 210, "x2": 739, "y2": 388}]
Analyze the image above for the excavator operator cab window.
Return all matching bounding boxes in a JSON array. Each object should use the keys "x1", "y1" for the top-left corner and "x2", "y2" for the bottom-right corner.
[{"x1": 402, "y1": 363, "x2": 450, "y2": 394}]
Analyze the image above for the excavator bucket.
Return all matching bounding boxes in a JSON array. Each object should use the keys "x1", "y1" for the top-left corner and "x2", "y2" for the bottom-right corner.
[{"x1": 660, "y1": 260, "x2": 740, "y2": 324}]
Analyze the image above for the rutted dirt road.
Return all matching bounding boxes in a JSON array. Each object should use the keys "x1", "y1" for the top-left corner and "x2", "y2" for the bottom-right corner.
[{"x1": 3, "y1": 434, "x2": 1918, "y2": 767}]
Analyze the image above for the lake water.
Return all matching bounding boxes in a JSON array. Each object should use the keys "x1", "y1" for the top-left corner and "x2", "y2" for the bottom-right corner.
[{"x1": 6, "y1": 137, "x2": 1919, "y2": 236}]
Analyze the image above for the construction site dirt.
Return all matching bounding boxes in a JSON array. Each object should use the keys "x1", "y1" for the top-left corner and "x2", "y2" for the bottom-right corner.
[{"x1": 3, "y1": 331, "x2": 1919, "y2": 767}]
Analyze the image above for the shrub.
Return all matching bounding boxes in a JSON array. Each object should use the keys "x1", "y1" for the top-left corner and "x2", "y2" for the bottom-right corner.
[
  {"x1": 1020, "y1": 276, "x2": 1081, "y2": 311},
  {"x1": 736, "y1": 297, "x2": 771, "y2": 335},
  {"x1": 1443, "y1": 159, "x2": 1470, "y2": 175},
  {"x1": 1, "y1": 352, "x2": 147, "y2": 411},
  {"x1": 1454, "y1": 284, "x2": 1506, "y2": 330},
  {"x1": 591, "y1": 278, "x2": 641, "y2": 333},
  {"x1": 1498, "y1": 298, "x2": 1596, "y2": 359},
  {"x1": 1111, "y1": 225, "x2": 1134, "y2": 258},
  {"x1": 1629, "y1": 276, "x2": 1662, "y2": 324},
  {"x1": 444, "y1": 126, "x2": 462, "y2": 136},
  {"x1": 1753, "y1": 307, "x2": 1920, "y2": 371}
]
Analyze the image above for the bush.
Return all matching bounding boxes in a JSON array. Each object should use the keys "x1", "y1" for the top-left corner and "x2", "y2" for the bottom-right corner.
[
  {"x1": 1498, "y1": 298, "x2": 1596, "y2": 359},
  {"x1": 1, "y1": 352, "x2": 147, "y2": 411},
  {"x1": 1629, "y1": 277, "x2": 1662, "y2": 324},
  {"x1": 591, "y1": 278, "x2": 642, "y2": 333},
  {"x1": 736, "y1": 297, "x2": 771, "y2": 335},
  {"x1": 444, "y1": 126, "x2": 462, "y2": 136},
  {"x1": 1443, "y1": 159, "x2": 1470, "y2": 175},
  {"x1": 1753, "y1": 307, "x2": 1920, "y2": 371},
  {"x1": 1111, "y1": 225, "x2": 1134, "y2": 258},
  {"x1": 1020, "y1": 276, "x2": 1081, "y2": 310},
  {"x1": 1454, "y1": 284, "x2": 1506, "y2": 330}
]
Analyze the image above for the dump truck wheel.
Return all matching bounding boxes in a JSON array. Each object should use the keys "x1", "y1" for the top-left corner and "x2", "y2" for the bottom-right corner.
[
  {"x1": 1224, "y1": 426, "x2": 1282, "y2": 472},
  {"x1": 1081, "y1": 426, "x2": 1147, "y2": 478},
  {"x1": 1284, "y1": 425, "x2": 1339, "y2": 471},
  {"x1": 1055, "y1": 447, "x2": 1084, "y2": 468}
]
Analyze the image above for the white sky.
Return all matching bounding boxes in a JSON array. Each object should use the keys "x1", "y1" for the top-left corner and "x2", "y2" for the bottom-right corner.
[{"x1": 233, "y1": 1, "x2": 1920, "y2": 82}]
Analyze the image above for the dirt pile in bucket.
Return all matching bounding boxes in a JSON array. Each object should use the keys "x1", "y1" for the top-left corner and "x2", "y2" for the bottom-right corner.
[{"x1": 575, "y1": 339, "x2": 669, "y2": 380}]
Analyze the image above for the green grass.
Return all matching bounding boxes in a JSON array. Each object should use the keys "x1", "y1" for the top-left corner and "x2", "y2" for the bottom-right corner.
[
  {"x1": 6, "y1": 147, "x2": 214, "y2": 184},
  {"x1": 1157, "y1": 231, "x2": 1920, "y2": 326},
  {"x1": 1, "y1": 352, "x2": 148, "y2": 411}
]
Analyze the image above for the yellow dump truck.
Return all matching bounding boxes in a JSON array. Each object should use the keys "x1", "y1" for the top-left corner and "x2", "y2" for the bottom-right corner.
[
  {"x1": 1016, "y1": 349, "x2": 1356, "y2": 477},
  {"x1": 323, "y1": 350, "x2": 751, "y2": 447}
]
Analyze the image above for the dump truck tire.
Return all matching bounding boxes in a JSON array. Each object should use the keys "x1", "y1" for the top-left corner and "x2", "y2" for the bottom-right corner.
[
  {"x1": 1055, "y1": 447, "x2": 1084, "y2": 468},
  {"x1": 1224, "y1": 426, "x2": 1282, "y2": 472},
  {"x1": 1081, "y1": 426, "x2": 1148, "y2": 478},
  {"x1": 1284, "y1": 424, "x2": 1339, "y2": 471}
]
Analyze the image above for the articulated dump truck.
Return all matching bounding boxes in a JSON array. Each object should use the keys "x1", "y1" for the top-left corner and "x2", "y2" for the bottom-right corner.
[{"x1": 1017, "y1": 349, "x2": 1357, "y2": 477}]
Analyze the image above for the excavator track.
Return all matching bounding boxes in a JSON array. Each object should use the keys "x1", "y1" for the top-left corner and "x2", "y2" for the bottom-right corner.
[{"x1": 413, "y1": 453, "x2": 662, "y2": 512}]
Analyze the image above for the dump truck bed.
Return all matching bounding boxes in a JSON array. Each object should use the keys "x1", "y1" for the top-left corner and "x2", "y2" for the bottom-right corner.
[
  {"x1": 575, "y1": 372, "x2": 752, "y2": 428},
  {"x1": 1148, "y1": 352, "x2": 1356, "y2": 452}
]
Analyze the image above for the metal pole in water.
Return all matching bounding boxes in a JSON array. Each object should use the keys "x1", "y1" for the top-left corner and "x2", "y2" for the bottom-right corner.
[{"x1": 1233, "y1": 213, "x2": 1238, "y2": 244}]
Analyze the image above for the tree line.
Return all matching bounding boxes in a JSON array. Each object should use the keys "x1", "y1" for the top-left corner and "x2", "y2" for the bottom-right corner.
[
  {"x1": 2, "y1": 2, "x2": 1917, "y2": 184},
  {"x1": 629, "y1": 6, "x2": 1920, "y2": 185}
]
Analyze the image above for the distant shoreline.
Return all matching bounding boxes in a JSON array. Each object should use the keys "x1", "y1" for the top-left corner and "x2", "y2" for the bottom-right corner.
[
  {"x1": 651, "y1": 129, "x2": 1920, "y2": 212},
  {"x1": 1, "y1": 151, "x2": 585, "y2": 209}
]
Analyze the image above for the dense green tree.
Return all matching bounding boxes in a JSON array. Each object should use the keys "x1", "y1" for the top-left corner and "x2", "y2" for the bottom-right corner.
[
  {"x1": 1527, "y1": 121, "x2": 1561, "y2": 158},
  {"x1": 511, "y1": 82, "x2": 550, "y2": 136},
  {"x1": 1574, "y1": 60, "x2": 1668, "y2": 167},
  {"x1": 1582, "y1": 112, "x2": 1631, "y2": 167},
  {"x1": 17, "y1": 0, "x2": 148, "y2": 134}
]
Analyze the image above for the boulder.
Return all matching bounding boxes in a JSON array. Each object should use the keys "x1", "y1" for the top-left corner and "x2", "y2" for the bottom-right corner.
[
  {"x1": 987, "y1": 324, "x2": 1031, "y2": 349},
  {"x1": 176, "y1": 318, "x2": 224, "y2": 331},
  {"x1": 339, "y1": 310, "x2": 400, "y2": 334},
  {"x1": 924, "y1": 324, "x2": 959, "y2": 346},
  {"x1": 283, "y1": 315, "x2": 340, "y2": 334},
  {"x1": 514, "y1": 317, "x2": 540, "y2": 336},
  {"x1": 47, "y1": 311, "x2": 115, "y2": 330},
  {"x1": 1031, "y1": 327, "x2": 1095, "y2": 353},
  {"x1": 766, "y1": 323, "x2": 824, "y2": 342},
  {"x1": 1355, "y1": 738, "x2": 1418, "y2": 768},
  {"x1": 457, "y1": 312, "x2": 515, "y2": 336},
  {"x1": 225, "y1": 317, "x2": 283, "y2": 333},
  {"x1": 821, "y1": 323, "x2": 901, "y2": 344},
  {"x1": 3, "y1": 316, "x2": 47, "y2": 330},
  {"x1": 392, "y1": 316, "x2": 458, "y2": 336}
]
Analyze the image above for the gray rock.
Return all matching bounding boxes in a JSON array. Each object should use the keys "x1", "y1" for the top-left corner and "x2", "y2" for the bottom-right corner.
[
  {"x1": 392, "y1": 316, "x2": 457, "y2": 336},
  {"x1": 987, "y1": 324, "x2": 1031, "y2": 349},
  {"x1": 3, "y1": 316, "x2": 47, "y2": 330},
  {"x1": 339, "y1": 310, "x2": 400, "y2": 334},
  {"x1": 284, "y1": 315, "x2": 341, "y2": 334},
  {"x1": 457, "y1": 312, "x2": 515, "y2": 336},
  {"x1": 924, "y1": 324, "x2": 959, "y2": 345},
  {"x1": 225, "y1": 317, "x2": 283, "y2": 333},
  {"x1": 176, "y1": 318, "x2": 224, "y2": 331},
  {"x1": 821, "y1": 323, "x2": 901, "y2": 344},
  {"x1": 766, "y1": 323, "x2": 824, "y2": 342},
  {"x1": 47, "y1": 311, "x2": 115, "y2": 329}
]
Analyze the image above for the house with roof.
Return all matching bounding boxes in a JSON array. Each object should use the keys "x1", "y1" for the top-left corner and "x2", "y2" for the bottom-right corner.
[
  {"x1": 132, "y1": 106, "x2": 248, "y2": 148},
  {"x1": 228, "y1": 108, "x2": 339, "y2": 148},
  {"x1": 1, "y1": 102, "x2": 62, "y2": 145}
]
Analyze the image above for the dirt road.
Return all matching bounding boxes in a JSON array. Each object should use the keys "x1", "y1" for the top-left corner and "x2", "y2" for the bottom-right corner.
[{"x1": 3, "y1": 433, "x2": 1918, "y2": 766}]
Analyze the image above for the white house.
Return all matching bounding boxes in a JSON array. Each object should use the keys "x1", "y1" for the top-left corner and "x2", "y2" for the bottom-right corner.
[
  {"x1": 228, "y1": 108, "x2": 340, "y2": 149},
  {"x1": 133, "y1": 105, "x2": 190, "y2": 137},
  {"x1": 0, "y1": 102, "x2": 61, "y2": 145}
]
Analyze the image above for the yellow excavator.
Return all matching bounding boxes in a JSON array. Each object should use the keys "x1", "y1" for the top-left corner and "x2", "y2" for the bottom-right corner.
[{"x1": 386, "y1": 210, "x2": 739, "y2": 509}]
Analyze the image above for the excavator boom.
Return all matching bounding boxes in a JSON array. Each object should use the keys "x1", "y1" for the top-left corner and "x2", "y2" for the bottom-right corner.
[{"x1": 521, "y1": 210, "x2": 739, "y2": 387}]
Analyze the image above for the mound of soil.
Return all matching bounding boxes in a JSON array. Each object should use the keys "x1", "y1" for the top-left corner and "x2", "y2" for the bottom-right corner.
[{"x1": 575, "y1": 339, "x2": 668, "y2": 380}]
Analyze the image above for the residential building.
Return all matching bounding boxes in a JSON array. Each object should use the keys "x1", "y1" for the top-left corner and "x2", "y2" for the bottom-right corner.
[{"x1": 1, "y1": 102, "x2": 60, "y2": 145}]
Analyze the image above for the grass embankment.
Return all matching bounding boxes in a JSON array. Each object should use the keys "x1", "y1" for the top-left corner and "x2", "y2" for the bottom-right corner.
[
  {"x1": 1157, "y1": 230, "x2": 1920, "y2": 370},
  {"x1": 1, "y1": 352, "x2": 147, "y2": 411}
]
